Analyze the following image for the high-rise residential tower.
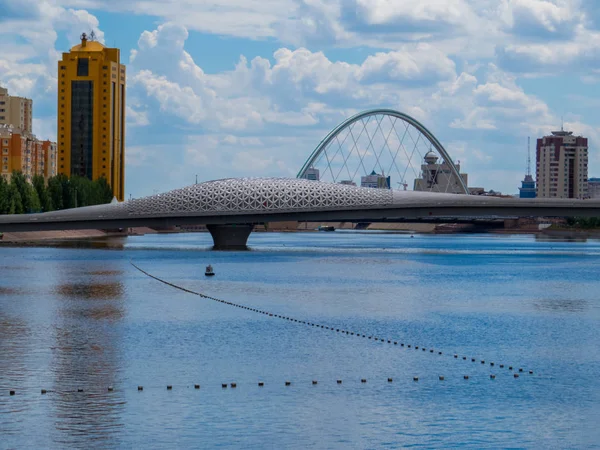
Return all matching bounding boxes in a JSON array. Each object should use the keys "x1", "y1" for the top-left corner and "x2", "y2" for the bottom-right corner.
[
  {"x1": 0, "y1": 86, "x2": 33, "y2": 134},
  {"x1": 536, "y1": 129, "x2": 588, "y2": 199},
  {"x1": 57, "y1": 33, "x2": 126, "y2": 201}
]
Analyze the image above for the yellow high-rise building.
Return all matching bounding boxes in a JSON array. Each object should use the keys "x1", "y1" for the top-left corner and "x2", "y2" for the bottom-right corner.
[{"x1": 57, "y1": 33, "x2": 126, "y2": 201}]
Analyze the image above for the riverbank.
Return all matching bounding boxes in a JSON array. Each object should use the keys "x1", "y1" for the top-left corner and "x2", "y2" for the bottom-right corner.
[{"x1": 0, "y1": 227, "x2": 158, "y2": 243}]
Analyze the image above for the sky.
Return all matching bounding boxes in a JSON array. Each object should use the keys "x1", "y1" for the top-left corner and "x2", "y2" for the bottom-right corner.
[{"x1": 0, "y1": 0, "x2": 599, "y2": 197}]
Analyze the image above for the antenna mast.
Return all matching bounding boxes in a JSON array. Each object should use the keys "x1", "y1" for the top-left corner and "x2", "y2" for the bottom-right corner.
[{"x1": 526, "y1": 136, "x2": 531, "y2": 177}]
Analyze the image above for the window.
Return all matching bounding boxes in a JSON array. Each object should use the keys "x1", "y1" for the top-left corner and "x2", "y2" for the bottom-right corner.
[
  {"x1": 60, "y1": 65, "x2": 66, "y2": 70},
  {"x1": 77, "y1": 58, "x2": 89, "y2": 76},
  {"x1": 70, "y1": 80, "x2": 94, "y2": 178},
  {"x1": 0, "y1": 116, "x2": 4, "y2": 120}
]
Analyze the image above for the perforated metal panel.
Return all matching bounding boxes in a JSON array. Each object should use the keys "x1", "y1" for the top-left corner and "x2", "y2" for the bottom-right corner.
[{"x1": 123, "y1": 178, "x2": 393, "y2": 216}]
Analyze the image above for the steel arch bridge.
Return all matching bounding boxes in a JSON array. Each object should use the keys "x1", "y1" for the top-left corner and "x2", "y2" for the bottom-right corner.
[{"x1": 297, "y1": 109, "x2": 469, "y2": 195}]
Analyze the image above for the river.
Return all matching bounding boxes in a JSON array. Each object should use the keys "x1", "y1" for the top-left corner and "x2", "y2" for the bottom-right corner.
[{"x1": 1, "y1": 231, "x2": 599, "y2": 448}]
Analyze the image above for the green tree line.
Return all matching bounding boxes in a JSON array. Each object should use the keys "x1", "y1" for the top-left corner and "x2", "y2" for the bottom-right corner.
[
  {"x1": 0, "y1": 171, "x2": 113, "y2": 215},
  {"x1": 565, "y1": 217, "x2": 600, "y2": 229}
]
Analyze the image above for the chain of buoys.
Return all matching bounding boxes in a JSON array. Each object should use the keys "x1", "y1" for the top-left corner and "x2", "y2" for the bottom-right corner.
[
  {"x1": 129, "y1": 262, "x2": 534, "y2": 377},
  {"x1": 6, "y1": 371, "x2": 536, "y2": 396}
]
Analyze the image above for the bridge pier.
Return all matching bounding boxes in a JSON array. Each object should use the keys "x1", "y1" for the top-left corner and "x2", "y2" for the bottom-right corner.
[{"x1": 206, "y1": 224, "x2": 254, "y2": 250}]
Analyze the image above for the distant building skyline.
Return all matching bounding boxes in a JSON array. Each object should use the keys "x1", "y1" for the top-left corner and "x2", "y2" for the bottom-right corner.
[{"x1": 361, "y1": 170, "x2": 390, "y2": 189}]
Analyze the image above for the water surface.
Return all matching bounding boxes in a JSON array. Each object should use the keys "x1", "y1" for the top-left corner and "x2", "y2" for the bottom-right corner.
[{"x1": 1, "y1": 232, "x2": 599, "y2": 448}]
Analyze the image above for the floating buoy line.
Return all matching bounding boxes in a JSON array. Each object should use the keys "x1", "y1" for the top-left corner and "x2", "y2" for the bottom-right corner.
[{"x1": 129, "y1": 261, "x2": 535, "y2": 379}]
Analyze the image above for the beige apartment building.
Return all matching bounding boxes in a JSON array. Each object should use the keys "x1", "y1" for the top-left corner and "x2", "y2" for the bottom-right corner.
[
  {"x1": 0, "y1": 86, "x2": 33, "y2": 134},
  {"x1": 536, "y1": 130, "x2": 588, "y2": 199}
]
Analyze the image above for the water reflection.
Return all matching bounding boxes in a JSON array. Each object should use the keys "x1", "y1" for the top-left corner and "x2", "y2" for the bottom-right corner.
[
  {"x1": 0, "y1": 314, "x2": 32, "y2": 434},
  {"x1": 0, "y1": 286, "x2": 24, "y2": 295},
  {"x1": 3, "y1": 238, "x2": 128, "y2": 250},
  {"x1": 55, "y1": 282, "x2": 124, "y2": 301},
  {"x1": 533, "y1": 298, "x2": 588, "y2": 313},
  {"x1": 535, "y1": 234, "x2": 589, "y2": 243},
  {"x1": 49, "y1": 270, "x2": 126, "y2": 447}
]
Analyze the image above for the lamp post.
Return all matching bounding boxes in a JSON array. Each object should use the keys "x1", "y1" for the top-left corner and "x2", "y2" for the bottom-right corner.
[{"x1": 195, "y1": 174, "x2": 198, "y2": 184}]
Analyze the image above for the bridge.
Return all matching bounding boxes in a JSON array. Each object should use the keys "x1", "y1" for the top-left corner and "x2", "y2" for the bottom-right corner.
[{"x1": 1, "y1": 109, "x2": 599, "y2": 249}]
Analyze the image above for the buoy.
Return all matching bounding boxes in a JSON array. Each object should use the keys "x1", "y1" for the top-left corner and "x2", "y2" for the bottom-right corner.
[
  {"x1": 167, "y1": 385, "x2": 172, "y2": 390},
  {"x1": 394, "y1": 342, "x2": 398, "y2": 345},
  {"x1": 422, "y1": 348, "x2": 426, "y2": 352},
  {"x1": 312, "y1": 380, "x2": 318, "y2": 385},
  {"x1": 471, "y1": 358, "x2": 476, "y2": 362},
  {"x1": 388, "y1": 340, "x2": 391, "y2": 343},
  {"x1": 490, "y1": 362, "x2": 494, "y2": 366},
  {"x1": 138, "y1": 386, "x2": 143, "y2": 391},
  {"x1": 361, "y1": 378, "x2": 367, "y2": 383},
  {"x1": 508, "y1": 366, "x2": 513, "y2": 370},
  {"x1": 439, "y1": 376, "x2": 444, "y2": 381},
  {"x1": 519, "y1": 368, "x2": 523, "y2": 372},
  {"x1": 9, "y1": 390, "x2": 15, "y2": 396},
  {"x1": 258, "y1": 382, "x2": 264, "y2": 387},
  {"x1": 463, "y1": 356, "x2": 467, "y2": 360},
  {"x1": 438, "y1": 351, "x2": 442, "y2": 355},
  {"x1": 464, "y1": 375, "x2": 469, "y2": 380},
  {"x1": 454, "y1": 354, "x2": 458, "y2": 358},
  {"x1": 514, "y1": 374, "x2": 519, "y2": 378},
  {"x1": 430, "y1": 349, "x2": 434, "y2": 353},
  {"x1": 230, "y1": 383, "x2": 237, "y2": 388},
  {"x1": 529, "y1": 370, "x2": 533, "y2": 375},
  {"x1": 407, "y1": 345, "x2": 411, "y2": 348},
  {"x1": 107, "y1": 386, "x2": 113, "y2": 392},
  {"x1": 388, "y1": 378, "x2": 393, "y2": 382},
  {"x1": 481, "y1": 360, "x2": 485, "y2": 364},
  {"x1": 499, "y1": 364, "x2": 504, "y2": 368},
  {"x1": 41, "y1": 389, "x2": 47, "y2": 394},
  {"x1": 285, "y1": 381, "x2": 291, "y2": 386},
  {"x1": 415, "y1": 346, "x2": 419, "y2": 349},
  {"x1": 413, "y1": 377, "x2": 419, "y2": 382},
  {"x1": 401, "y1": 343, "x2": 404, "y2": 346},
  {"x1": 490, "y1": 374, "x2": 496, "y2": 379},
  {"x1": 222, "y1": 384, "x2": 227, "y2": 388},
  {"x1": 194, "y1": 384, "x2": 200, "y2": 389},
  {"x1": 337, "y1": 380, "x2": 342, "y2": 384}
]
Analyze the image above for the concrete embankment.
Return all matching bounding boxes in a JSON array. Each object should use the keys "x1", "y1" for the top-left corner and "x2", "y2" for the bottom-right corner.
[{"x1": 0, "y1": 227, "x2": 157, "y2": 243}]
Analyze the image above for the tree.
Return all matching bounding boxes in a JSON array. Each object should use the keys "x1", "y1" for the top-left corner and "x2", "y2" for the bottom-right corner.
[
  {"x1": 0, "y1": 176, "x2": 8, "y2": 214},
  {"x1": 47, "y1": 175, "x2": 64, "y2": 211},
  {"x1": 6, "y1": 183, "x2": 23, "y2": 214},
  {"x1": 94, "y1": 177, "x2": 113, "y2": 204},
  {"x1": 10, "y1": 171, "x2": 40, "y2": 213},
  {"x1": 32, "y1": 175, "x2": 53, "y2": 212},
  {"x1": 1, "y1": 171, "x2": 114, "y2": 215}
]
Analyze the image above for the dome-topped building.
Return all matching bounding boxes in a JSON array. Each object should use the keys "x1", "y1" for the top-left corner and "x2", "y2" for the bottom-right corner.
[
  {"x1": 414, "y1": 151, "x2": 468, "y2": 194},
  {"x1": 424, "y1": 151, "x2": 439, "y2": 165},
  {"x1": 57, "y1": 32, "x2": 126, "y2": 201}
]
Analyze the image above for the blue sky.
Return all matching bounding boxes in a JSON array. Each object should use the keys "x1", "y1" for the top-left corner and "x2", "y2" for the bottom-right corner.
[{"x1": 0, "y1": 0, "x2": 598, "y2": 197}]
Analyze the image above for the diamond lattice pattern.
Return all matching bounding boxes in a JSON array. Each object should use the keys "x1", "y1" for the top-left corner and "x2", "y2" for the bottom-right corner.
[{"x1": 123, "y1": 178, "x2": 393, "y2": 216}]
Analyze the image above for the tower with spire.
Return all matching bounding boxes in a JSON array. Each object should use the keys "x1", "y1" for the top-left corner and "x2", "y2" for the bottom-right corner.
[{"x1": 519, "y1": 137, "x2": 536, "y2": 198}]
